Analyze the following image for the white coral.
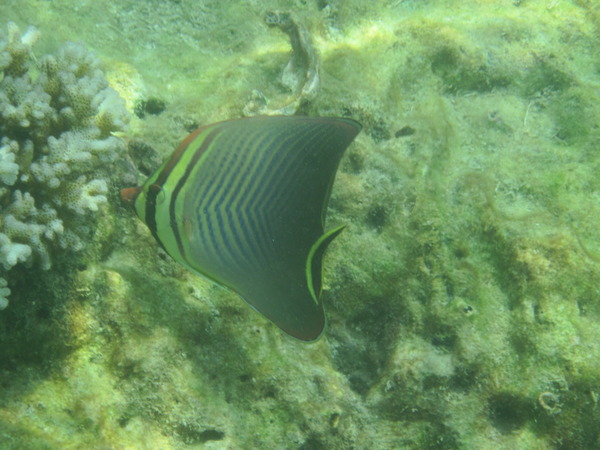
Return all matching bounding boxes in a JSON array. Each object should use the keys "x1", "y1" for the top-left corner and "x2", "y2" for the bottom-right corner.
[
  {"x1": 66, "y1": 176, "x2": 108, "y2": 214},
  {"x1": 0, "y1": 277, "x2": 10, "y2": 310},
  {"x1": 0, "y1": 139, "x2": 19, "y2": 185},
  {"x1": 0, "y1": 232, "x2": 32, "y2": 269}
]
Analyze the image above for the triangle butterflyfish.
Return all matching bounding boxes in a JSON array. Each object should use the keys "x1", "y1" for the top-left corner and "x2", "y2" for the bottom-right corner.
[{"x1": 121, "y1": 115, "x2": 361, "y2": 341}]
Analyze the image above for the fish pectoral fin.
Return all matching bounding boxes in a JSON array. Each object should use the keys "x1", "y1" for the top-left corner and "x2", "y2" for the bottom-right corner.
[{"x1": 306, "y1": 225, "x2": 345, "y2": 304}]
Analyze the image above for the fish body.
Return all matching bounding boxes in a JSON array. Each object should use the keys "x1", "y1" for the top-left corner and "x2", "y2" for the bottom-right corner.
[{"x1": 121, "y1": 116, "x2": 361, "y2": 340}]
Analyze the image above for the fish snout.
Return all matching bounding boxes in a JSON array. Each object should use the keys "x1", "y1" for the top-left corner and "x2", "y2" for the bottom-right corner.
[{"x1": 120, "y1": 186, "x2": 141, "y2": 208}]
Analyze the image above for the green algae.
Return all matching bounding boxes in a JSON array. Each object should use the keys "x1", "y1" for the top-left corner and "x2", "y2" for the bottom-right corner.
[{"x1": 1, "y1": 0, "x2": 600, "y2": 448}]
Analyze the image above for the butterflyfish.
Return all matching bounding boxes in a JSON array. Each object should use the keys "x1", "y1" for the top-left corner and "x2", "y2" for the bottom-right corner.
[{"x1": 121, "y1": 116, "x2": 361, "y2": 341}]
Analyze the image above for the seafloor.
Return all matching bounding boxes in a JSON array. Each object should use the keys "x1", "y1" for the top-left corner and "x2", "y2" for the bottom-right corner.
[{"x1": 1, "y1": 0, "x2": 600, "y2": 448}]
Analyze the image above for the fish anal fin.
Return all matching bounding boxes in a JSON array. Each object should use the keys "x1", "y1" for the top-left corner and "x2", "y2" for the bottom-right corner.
[{"x1": 306, "y1": 225, "x2": 345, "y2": 304}]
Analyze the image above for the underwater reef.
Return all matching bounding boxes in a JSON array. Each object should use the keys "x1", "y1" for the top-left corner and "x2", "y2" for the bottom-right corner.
[{"x1": 1, "y1": 0, "x2": 600, "y2": 449}]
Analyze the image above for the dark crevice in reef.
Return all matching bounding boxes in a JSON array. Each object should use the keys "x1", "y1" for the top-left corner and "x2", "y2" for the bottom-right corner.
[{"x1": 330, "y1": 295, "x2": 402, "y2": 396}]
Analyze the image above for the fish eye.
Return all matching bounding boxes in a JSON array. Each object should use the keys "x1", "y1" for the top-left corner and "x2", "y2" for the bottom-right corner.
[{"x1": 149, "y1": 184, "x2": 166, "y2": 204}]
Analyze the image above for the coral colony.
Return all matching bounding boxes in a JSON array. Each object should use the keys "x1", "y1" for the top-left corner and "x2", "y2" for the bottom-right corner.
[{"x1": 0, "y1": 23, "x2": 129, "y2": 309}]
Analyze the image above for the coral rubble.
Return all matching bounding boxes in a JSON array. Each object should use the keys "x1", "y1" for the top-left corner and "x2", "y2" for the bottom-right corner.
[{"x1": 244, "y1": 11, "x2": 320, "y2": 116}]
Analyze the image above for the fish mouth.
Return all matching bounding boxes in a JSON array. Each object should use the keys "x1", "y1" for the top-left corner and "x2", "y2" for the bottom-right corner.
[{"x1": 120, "y1": 186, "x2": 141, "y2": 208}]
